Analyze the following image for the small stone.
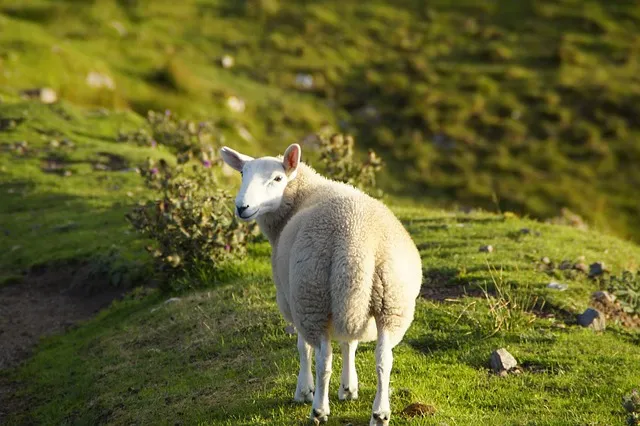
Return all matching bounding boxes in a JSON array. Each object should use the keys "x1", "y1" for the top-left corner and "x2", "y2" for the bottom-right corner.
[
  {"x1": 295, "y1": 73, "x2": 314, "y2": 89},
  {"x1": 519, "y1": 228, "x2": 531, "y2": 235},
  {"x1": 573, "y1": 262, "x2": 589, "y2": 273},
  {"x1": 86, "y1": 72, "x2": 115, "y2": 90},
  {"x1": 63, "y1": 170, "x2": 72, "y2": 177},
  {"x1": 558, "y1": 260, "x2": 573, "y2": 270},
  {"x1": 20, "y1": 87, "x2": 57, "y2": 104},
  {"x1": 592, "y1": 291, "x2": 616, "y2": 304},
  {"x1": 479, "y1": 245, "x2": 494, "y2": 253},
  {"x1": 541, "y1": 256, "x2": 551, "y2": 265},
  {"x1": 284, "y1": 324, "x2": 296, "y2": 335},
  {"x1": 226, "y1": 96, "x2": 245, "y2": 113},
  {"x1": 490, "y1": 348, "x2": 518, "y2": 373},
  {"x1": 220, "y1": 54, "x2": 234, "y2": 69},
  {"x1": 400, "y1": 402, "x2": 436, "y2": 418},
  {"x1": 588, "y1": 262, "x2": 608, "y2": 278},
  {"x1": 577, "y1": 308, "x2": 606, "y2": 331},
  {"x1": 547, "y1": 281, "x2": 568, "y2": 291}
]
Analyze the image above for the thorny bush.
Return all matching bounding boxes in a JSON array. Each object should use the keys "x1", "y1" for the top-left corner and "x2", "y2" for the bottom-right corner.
[
  {"x1": 124, "y1": 111, "x2": 258, "y2": 290},
  {"x1": 316, "y1": 132, "x2": 384, "y2": 198}
]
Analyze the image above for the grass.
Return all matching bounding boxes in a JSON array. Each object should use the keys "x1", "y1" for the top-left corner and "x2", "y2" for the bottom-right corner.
[
  {"x1": 1, "y1": 1, "x2": 640, "y2": 424},
  {"x1": 1, "y1": 0, "x2": 640, "y2": 240},
  {"x1": 5, "y1": 208, "x2": 640, "y2": 425}
]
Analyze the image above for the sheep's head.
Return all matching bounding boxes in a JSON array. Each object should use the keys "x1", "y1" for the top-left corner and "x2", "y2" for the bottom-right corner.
[{"x1": 220, "y1": 144, "x2": 301, "y2": 221}]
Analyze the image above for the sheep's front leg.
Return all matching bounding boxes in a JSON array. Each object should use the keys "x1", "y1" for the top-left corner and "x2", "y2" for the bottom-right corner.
[
  {"x1": 310, "y1": 336, "x2": 332, "y2": 424},
  {"x1": 338, "y1": 341, "x2": 358, "y2": 401},
  {"x1": 371, "y1": 331, "x2": 392, "y2": 426},
  {"x1": 294, "y1": 333, "x2": 314, "y2": 403}
]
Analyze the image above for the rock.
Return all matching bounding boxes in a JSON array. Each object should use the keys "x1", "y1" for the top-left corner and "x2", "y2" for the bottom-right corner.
[
  {"x1": 220, "y1": 55, "x2": 234, "y2": 69},
  {"x1": 284, "y1": 324, "x2": 296, "y2": 335},
  {"x1": 236, "y1": 126, "x2": 253, "y2": 142},
  {"x1": 226, "y1": 96, "x2": 245, "y2": 112},
  {"x1": 588, "y1": 262, "x2": 608, "y2": 278},
  {"x1": 295, "y1": 73, "x2": 314, "y2": 89},
  {"x1": 547, "y1": 281, "x2": 568, "y2": 291},
  {"x1": 558, "y1": 260, "x2": 573, "y2": 270},
  {"x1": 577, "y1": 308, "x2": 606, "y2": 331},
  {"x1": 20, "y1": 87, "x2": 57, "y2": 104},
  {"x1": 592, "y1": 291, "x2": 616, "y2": 304},
  {"x1": 520, "y1": 228, "x2": 531, "y2": 235},
  {"x1": 479, "y1": 245, "x2": 494, "y2": 253},
  {"x1": 573, "y1": 262, "x2": 589, "y2": 273},
  {"x1": 400, "y1": 402, "x2": 436, "y2": 417},
  {"x1": 490, "y1": 348, "x2": 518, "y2": 373},
  {"x1": 86, "y1": 72, "x2": 115, "y2": 90},
  {"x1": 110, "y1": 20, "x2": 127, "y2": 36},
  {"x1": 541, "y1": 256, "x2": 551, "y2": 265}
]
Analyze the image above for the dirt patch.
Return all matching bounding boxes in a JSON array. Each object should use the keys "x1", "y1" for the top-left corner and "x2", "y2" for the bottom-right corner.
[
  {"x1": 0, "y1": 265, "x2": 124, "y2": 370},
  {"x1": 0, "y1": 265, "x2": 125, "y2": 422},
  {"x1": 420, "y1": 283, "x2": 484, "y2": 301},
  {"x1": 93, "y1": 151, "x2": 129, "y2": 171},
  {"x1": 590, "y1": 298, "x2": 640, "y2": 328}
]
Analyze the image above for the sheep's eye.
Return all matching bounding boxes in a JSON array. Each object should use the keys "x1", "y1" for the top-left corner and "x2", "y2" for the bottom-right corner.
[{"x1": 274, "y1": 175, "x2": 283, "y2": 182}]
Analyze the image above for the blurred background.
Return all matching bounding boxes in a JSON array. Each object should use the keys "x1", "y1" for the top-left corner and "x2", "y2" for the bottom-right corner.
[{"x1": 1, "y1": 0, "x2": 638, "y2": 240}]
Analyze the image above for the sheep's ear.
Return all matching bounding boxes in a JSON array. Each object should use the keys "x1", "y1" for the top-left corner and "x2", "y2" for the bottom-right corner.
[
  {"x1": 220, "y1": 146, "x2": 253, "y2": 172},
  {"x1": 283, "y1": 144, "x2": 301, "y2": 178}
]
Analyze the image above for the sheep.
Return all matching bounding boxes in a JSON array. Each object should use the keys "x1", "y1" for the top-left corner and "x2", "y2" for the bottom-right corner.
[{"x1": 220, "y1": 143, "x2": 422, "y2": 426}]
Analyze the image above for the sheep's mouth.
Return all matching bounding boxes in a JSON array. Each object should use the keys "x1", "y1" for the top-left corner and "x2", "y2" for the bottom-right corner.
[{"x1": 239, "y1": 208, "x2": 260, "y2": 221}]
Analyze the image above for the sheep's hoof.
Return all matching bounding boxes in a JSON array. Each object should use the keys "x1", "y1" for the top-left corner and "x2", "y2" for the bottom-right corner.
[
  {"x1": 338, "y1": 385, "x2": 358, "y2": 401},
  {"x1": 370, "y1": 411, "x2": 390, "y2": 426},
  {"x1": 311, "y1": 408, "x2": 329, "y2": 424},
  {"x1": 294, "y1": 387, "x2": 314, "y2": 403}
]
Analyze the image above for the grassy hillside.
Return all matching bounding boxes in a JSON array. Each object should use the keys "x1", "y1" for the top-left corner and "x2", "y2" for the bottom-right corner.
[
  {"x1": 4, "y1": 205, "x2": 640, "y2": 425},
  {"x1": 1, "y1": 0, "x2": 640, "y2": 240}
]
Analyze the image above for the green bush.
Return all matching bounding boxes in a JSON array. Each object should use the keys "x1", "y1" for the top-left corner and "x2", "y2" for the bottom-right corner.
[
  {"x1": 124, "y1": 111, "x2": 258, "y2": 290},
  {"x1": 606, "y1": 271, "x2": 640, "y2": 315},
  {"x1": 316, "y1": 132, "x2": 384, "y2": 198},
  {"x1": 623, "y1": 389, "x2": 640, "y2": 426}
]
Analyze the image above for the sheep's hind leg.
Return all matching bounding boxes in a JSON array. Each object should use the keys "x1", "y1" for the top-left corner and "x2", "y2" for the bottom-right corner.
[
  {"x1": 338, "y1": 340, "x2": 358, "y2": 401},
  {"x1": 370, "y1": 329, "x2": 393, "y2": 426},
  {"x1": 294, "y1": 333, "x2": 314, "y2": 403},
  {"x1": 310, "y1": 335, "x2": 332, "y2": 424}
]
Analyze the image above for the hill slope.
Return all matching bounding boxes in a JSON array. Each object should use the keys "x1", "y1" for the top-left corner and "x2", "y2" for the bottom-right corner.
[{"x1": 1, "y1": 0, "x2": 640, "y2": 239}]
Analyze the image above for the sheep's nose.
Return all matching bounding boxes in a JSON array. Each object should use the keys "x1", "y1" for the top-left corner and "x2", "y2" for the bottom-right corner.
[{"x1": 237, "y1": 205, "x2": 250, "y2": 216}]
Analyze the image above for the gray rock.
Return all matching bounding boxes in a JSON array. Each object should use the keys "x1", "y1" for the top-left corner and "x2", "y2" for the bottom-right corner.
[
  {"x1": 284, "y1": 324, "x2": 296, "y2": 335},
  {"x1": 479, "y1": 245, "x2": 494, "y2": 253},
  {"x1": 592, "y1": 291, "x2": 616, "y2": 304},
  {"x1": 490, "y1": 348, "x2": 518, "y2": 373},
  {"x1": 547, "y1": 281, "x2": 568, "y2": 291},
  {"x1": 20, "y1": 87, "x2": 57, "y2": 104},
  {"x1": 577, "y1": 308, "x2": 606, "y2": 331},
  {"x1": 541, "y1": 256, "x2": 551, "y2": 265},
  {"x1": 573, "y1": 262, "x2": 589, "y2": 273},
  {"x1": 588, "y1": 262, "x2": 608, "y2": 278}
]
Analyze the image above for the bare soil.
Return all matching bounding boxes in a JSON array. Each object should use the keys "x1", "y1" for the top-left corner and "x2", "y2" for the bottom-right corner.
[{"x1": 0, "y1": 265, "x2": 125, "y2": 422}]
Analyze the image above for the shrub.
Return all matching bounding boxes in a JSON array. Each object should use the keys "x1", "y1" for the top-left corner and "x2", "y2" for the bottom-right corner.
[
  {"x1": 606, "y1": 271, "x2": 640, "y2": 315},
  {"x1": 124, "y1": 111, "x2": 258, "y2": 290},
  {"x1": 118, "y1": 110, "x2": 218, "y2": 164},
  {"x1": 623, "y1": 389, "x2": 640, "y2": 426},
  {"x1": 316, "y1": 132, "x2": 384, "y2": 198}
]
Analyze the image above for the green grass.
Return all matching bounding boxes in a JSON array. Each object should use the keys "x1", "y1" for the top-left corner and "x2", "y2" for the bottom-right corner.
[
  {"x1": 1, "y1": 0, "x2": 640, "y2": 240},
  {"x1": 5, "y1": 208, "x2": 640, "y2": 425},
  {"x1": 2, "y1": 2, "x2": 640, "y2": 424}
]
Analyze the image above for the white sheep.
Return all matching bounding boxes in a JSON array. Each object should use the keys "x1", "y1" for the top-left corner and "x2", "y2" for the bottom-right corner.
[{"x1": 220, "y1": 143, "x2": 422, "y2": 425}]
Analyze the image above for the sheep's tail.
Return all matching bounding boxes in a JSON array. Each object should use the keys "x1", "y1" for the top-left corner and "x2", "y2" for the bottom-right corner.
[{"x1": 330, "y1": 245, "x2": 375, "y2": 338}]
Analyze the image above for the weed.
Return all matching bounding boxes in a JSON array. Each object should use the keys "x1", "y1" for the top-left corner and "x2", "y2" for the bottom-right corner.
[
  {"x1": 606, "y1": 271, "x2": 640, "y2": 315},
  {"x1": 480, "y1": 262, "x2": 544, "y2": 335},
  {"x1": 623, "y1": 389, "x2": 640, "y2": 426}
]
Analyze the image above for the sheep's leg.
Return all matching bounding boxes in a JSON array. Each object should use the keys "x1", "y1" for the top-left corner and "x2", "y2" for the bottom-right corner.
[
  {"x1": 370, "y1": 330, "x2": 392, "y2": 426},
  {"x1": 338, "y1": 340, "x2": 358, "y2": 401},
  {"x1": 310, "y1": 335, "x2": 332, "y2": 424},
  {"x1": 294, "y1": 333, "x2": 314, "y2": 403}
]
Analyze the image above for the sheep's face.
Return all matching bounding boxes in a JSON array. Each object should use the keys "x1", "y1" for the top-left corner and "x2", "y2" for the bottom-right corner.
[{"x1": 220, "y1": 144, "x2": 301, "y2": 221}]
